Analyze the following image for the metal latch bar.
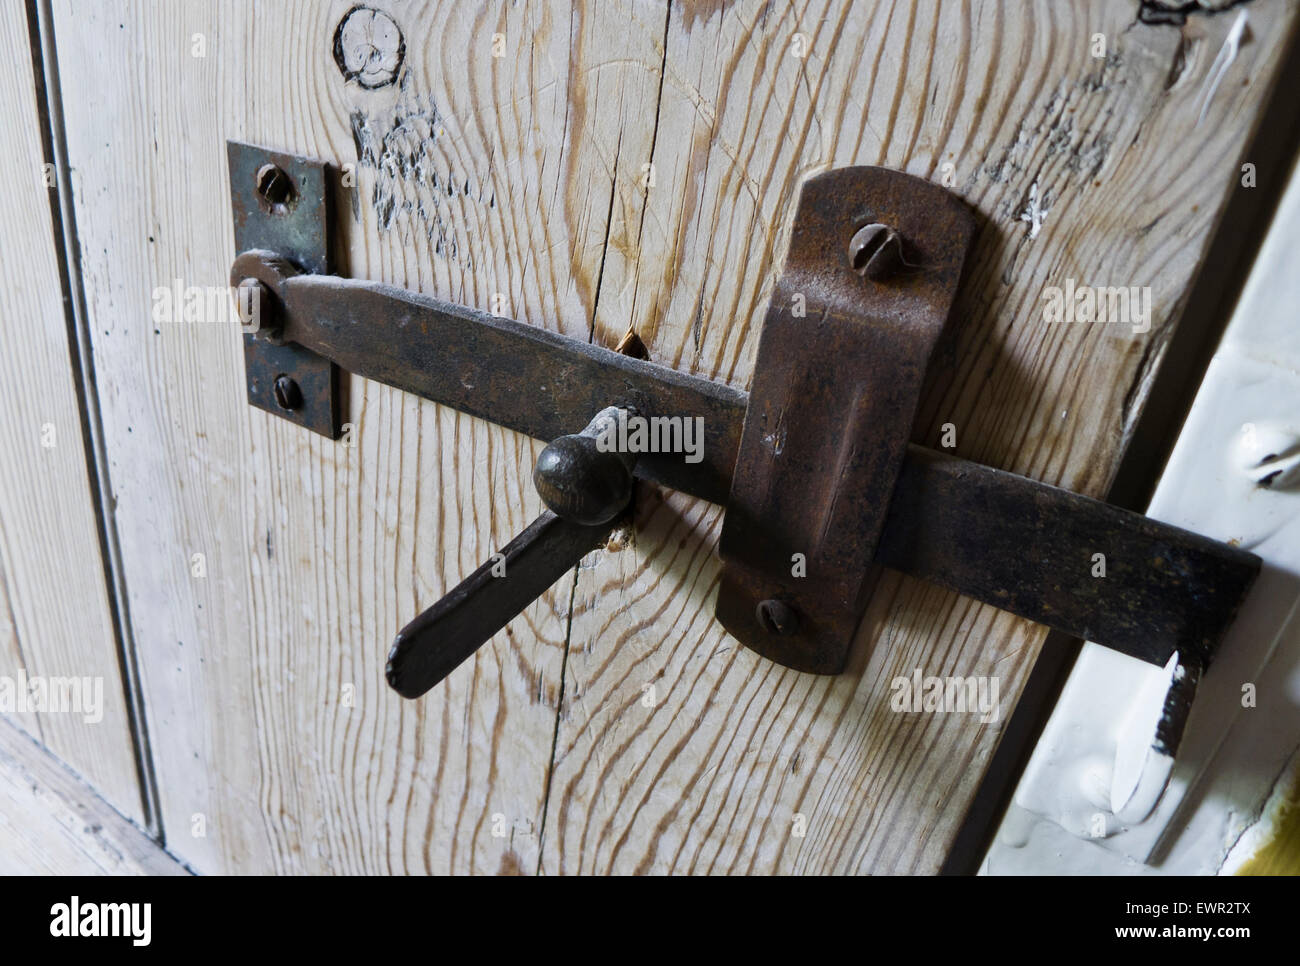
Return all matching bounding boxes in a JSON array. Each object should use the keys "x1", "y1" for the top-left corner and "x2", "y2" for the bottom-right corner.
[
  {"x1": 230, "y1": 250, "x2": 1258, "y2": 675},
  {"x1": 226, "y1": 140, "x2": 1260, "y2": 702}
]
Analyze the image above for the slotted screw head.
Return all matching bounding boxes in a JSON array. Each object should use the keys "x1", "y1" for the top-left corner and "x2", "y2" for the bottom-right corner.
[
  {"x1": 273, "y1": 374, "x2": 303, "y2": 411},
  {"x1": 848, "y1": 223, "x2": 905, "y2": 281},
  {"x1": 756, "y1": 598, "x2": 800, "y2": 636},
  {"x1": 255, "y1": 163, "x2": 297, "y2": 211}
]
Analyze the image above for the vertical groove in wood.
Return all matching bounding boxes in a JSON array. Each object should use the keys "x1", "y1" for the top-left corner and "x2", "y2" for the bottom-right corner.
[
  {"x1": 28, "y1": 0, "x2": 162, "y2": 838},
  {"x1": 51, "y1": 0, "x2": 666, "y2": 873},
  {"x1": 0, "y1": 0, "x2": 145, "y2": 825},
  {"x1": 44, "y1": 0, "x2": 1300, "y2": 875}
]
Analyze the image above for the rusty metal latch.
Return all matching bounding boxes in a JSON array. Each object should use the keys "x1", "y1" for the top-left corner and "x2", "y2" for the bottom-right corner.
[
  {"x1": 717, "y1": 167, "x2": 974, "y2": 673},
  {"x1": 227, "y1": 140, "x2": 1260, "y2": 713}
]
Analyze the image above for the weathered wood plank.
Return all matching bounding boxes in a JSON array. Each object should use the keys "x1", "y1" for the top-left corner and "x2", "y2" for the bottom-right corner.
[
  {"x1": 50, "y1": 0, "x2": 661, "y2": 873},
  {"x1": 0, "y1": 0, "x2": 143, "y2": 824},
  {"x1": 542, "y1": 0, "x2": 1300, "y2": 873},
  {"x1": 0, "y1": 719, "x2": 184, "y2": 875},
  {"x1": 50, "y1": 0, "x2": 1299, "y2": 875}
]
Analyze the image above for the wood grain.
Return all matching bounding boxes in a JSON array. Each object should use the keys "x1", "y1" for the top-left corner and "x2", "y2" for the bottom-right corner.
[
  {"x1": 47, "y1": 0, "x2": 1299, "y2": 874},
  {"x1": 50, "y1": 0, "x2": 662, "y2": 873},
  {"x1": 542, "y1": 0, "x2": 1300, "y2": 873},
  {"x1": 0, "y1": 719, "x2": 184, "y2": 875},
  {"x1": 0, "y1": 0, "x2": 143, "y2": 824}
]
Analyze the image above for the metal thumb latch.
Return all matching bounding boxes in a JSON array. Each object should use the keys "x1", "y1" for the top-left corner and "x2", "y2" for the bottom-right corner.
[
  {"x1": 227, "y1": 141, "x2": 1260, "y2": 746},
  {"x1": 388, "y1": 407, "x2": 638, "y2": 697}
]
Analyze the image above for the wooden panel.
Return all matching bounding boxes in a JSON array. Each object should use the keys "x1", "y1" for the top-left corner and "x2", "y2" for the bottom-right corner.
[
  {"x1": 50, "y1": 0, "x2": 1298, "y2": 874},
  {"x1": 0, "y1": 1, "x2": 143, "y2": 822},
  {"x1": 541, "y1": 1, "x2": 1299, "y2": 873},
  {"x1": 50, "y1": 0, "x2": 661, "y2": 873},
  {"x1": 0, "y1": 720, "x2": 184, "y2": 875}
]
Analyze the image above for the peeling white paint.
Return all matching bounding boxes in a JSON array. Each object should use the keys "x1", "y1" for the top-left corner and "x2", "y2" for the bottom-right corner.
[
  {"x1": 1018, "y1": 180, "x2": 1048, "y2": 239},
  {"x1": 985, "y1": 115, "x2": 1300, "y2": 876}
]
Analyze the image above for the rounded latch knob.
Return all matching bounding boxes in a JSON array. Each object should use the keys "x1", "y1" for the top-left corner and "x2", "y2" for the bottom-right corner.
[{"x1": 533, "y1": 407, "x2": 638, "y2": 526}]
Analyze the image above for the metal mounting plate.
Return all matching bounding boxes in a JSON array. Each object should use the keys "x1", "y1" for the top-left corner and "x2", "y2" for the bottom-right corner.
[
  {"x1": 227, "y1": 140, "x2": 340, "y2": 438},
  {"x1": 716, "y1": 166, "x2": 976, "y2": 674}
]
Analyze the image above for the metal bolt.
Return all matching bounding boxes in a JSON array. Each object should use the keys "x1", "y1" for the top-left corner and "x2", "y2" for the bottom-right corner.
[
  {"x1": 236, "y1": 277, "x2": 284, "y2": 341},
  {"x1": 848, "y1": 223, "x2": 905, "y2": 281},
  {"x1": 756, "y1": 598, "x2": 800, "y2": 636},
  {"x1": 273, "y1": 374, "x2": 303, "y2": 411}
]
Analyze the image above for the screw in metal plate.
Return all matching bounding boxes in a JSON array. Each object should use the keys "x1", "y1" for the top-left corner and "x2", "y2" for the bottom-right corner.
[
  {"x1": 848, "y1": 223, "x2": 905, "y2": 281},
  {"x1": 255, "y1": 163, "x2": 297, "y2": 214},
  {"x1": 273, "y1": 374, "x2": 303, "y2": 411},
  {"x1": 756, "y1": 598, "x2": 800, "y2": 636}
]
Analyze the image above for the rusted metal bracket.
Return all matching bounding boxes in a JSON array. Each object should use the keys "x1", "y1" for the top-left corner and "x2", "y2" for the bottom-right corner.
[
  {"x1": 227, "y1": 141, "x2": 340, "y2": 438},
  {"x1": 228, "y1": 141, "x2": 1261, "y2": 705},
  {"x1": 717, "y1": 168, "x2": 974, "y2": 673}
]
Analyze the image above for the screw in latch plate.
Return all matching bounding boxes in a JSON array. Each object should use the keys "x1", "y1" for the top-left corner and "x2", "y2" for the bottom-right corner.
[
  {"x1": 273, "y1": 374, "x2": 303, "y2": 411},
  {"x1": 848, "y1": 223, "x2": 905, "y2": 281},
  {"x1": 756, "y1": 598, "x2": 800, "y2": 636},
  {"x1": 255, "y1": 163, "x2": 297, "y2": 215}
]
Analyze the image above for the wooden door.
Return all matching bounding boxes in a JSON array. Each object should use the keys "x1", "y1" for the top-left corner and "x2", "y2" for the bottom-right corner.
[
  {"x1": 9, "y1": 0, "x2": 1297, "y2": 874},
  {"x1": 0, "y1": 0, "x2": 146, "y2": 830}
]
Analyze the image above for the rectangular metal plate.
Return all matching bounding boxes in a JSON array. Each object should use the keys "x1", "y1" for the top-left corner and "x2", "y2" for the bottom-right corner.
[
  {"x1": 715, "y1": 167, "x2": 977, "y2": 673},
  {"x1": 227, "y1": 140, "x2": 340, "y2": 438}
]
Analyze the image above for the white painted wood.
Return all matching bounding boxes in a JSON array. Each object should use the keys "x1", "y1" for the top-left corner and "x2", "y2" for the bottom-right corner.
[
  {"x1": 50, "y1": 0, "x2": 664, "y2": 874},
  {"x1": 0, "y1": 719, "x2": 184, "y2": 875},
  {"x1": 986, "y1": 138, "x2": 1300, "y2": 876},
  {"x1": 0, "y1": 0, "x2": 143, "y2": 823}
]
